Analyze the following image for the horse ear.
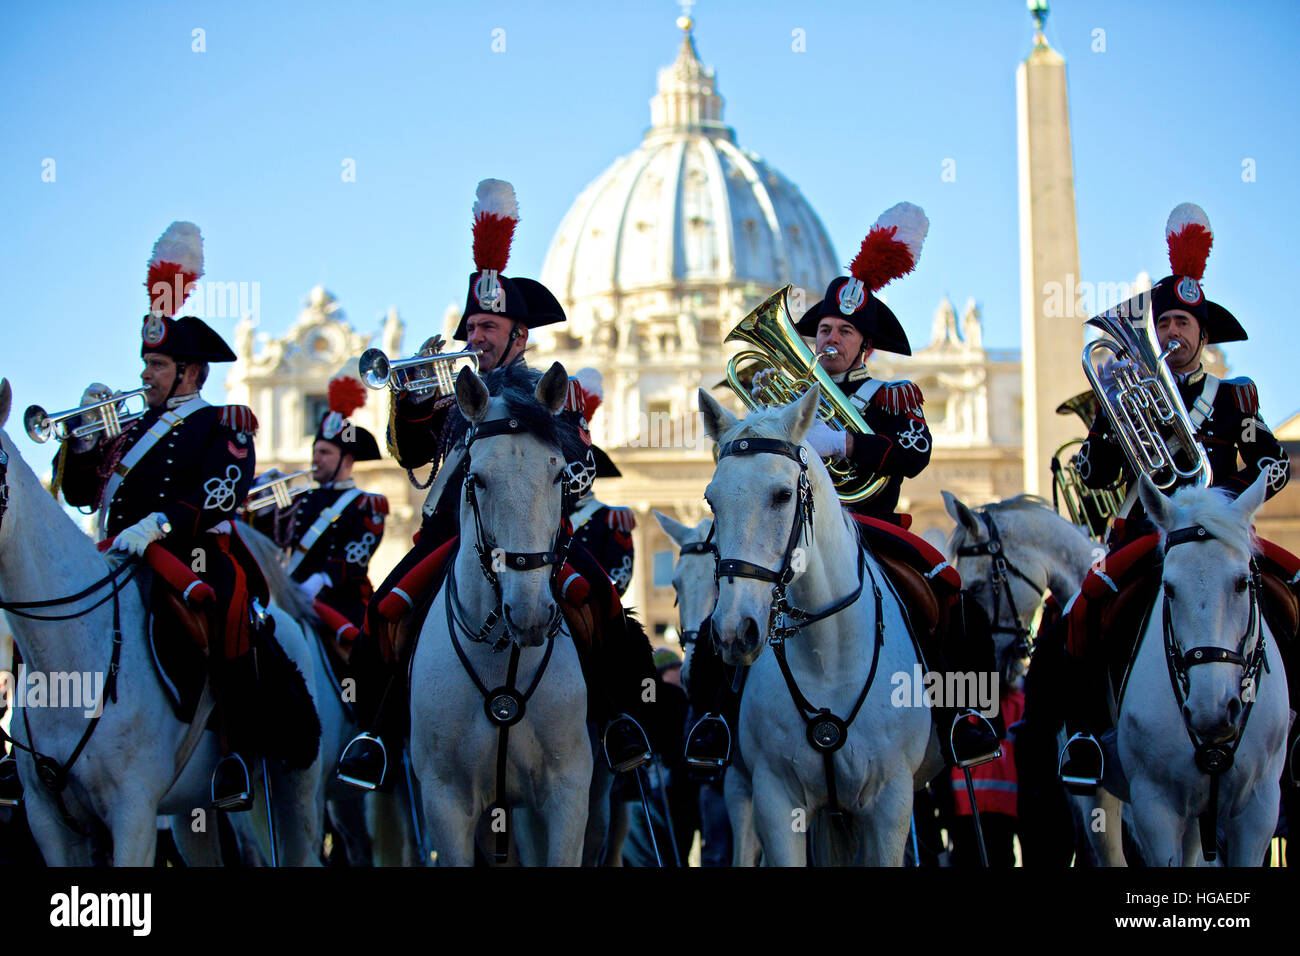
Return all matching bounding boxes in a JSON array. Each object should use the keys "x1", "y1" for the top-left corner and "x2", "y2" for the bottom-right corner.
[
  {"x1": 942, "y1": 490, "x2": 982, "y2": 539},
  {"x1": 454, "y1": 366, "x2": 490, "y2": 424},
  {"x1": 698, "y1": 388, "x2": 738, "y2": 443},
  {"x1": 537, "y1": 362, "x2": 568, "y2": 415},
  {"x1": 1231, "y1": 470, "x2": 1271, "y2": 524},
  {"x1": 653, "y1": 509, "x2": 692, "y2": 547},
  {"x1": 1137, "y1": 473, "x2": 1174, "y2": 530},
  {"x1": 0, "y1": 379, "x2": 9, "y2": 428},
  {"x1": 783, "y1": 384, "x2": 820, "y2": 444}
]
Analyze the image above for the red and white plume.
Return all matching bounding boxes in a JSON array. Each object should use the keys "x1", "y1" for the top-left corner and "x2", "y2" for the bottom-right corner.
[
  {"x1": 573, "y1": 367, "x2": 604, "y2": 420},
  {"x1": 328, "y1": 373, "x2": 367, "y2": 418},
  {"x1": 1165, "y1": 202, "x2": 1213, "y2": 280},
  {"x1": 145, "y1": 221, "x2": 204, "y2": 317},
  {"x1": 847, "y1": 202, "x2": 929, "y2": 292},
  {"x1": 471, "y1": 178, "x2": 519, "y2": 273}
]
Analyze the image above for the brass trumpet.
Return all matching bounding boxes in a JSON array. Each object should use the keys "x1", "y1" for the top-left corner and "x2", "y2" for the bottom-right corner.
[
  {"x1": 1083, "y1": 303, "x2": 1211, "y2": 491},
  {"x1": 723, "y1": 285, "x2": 887, "y2": 504},
  {"x1": 24, "y1": 386, "x2": 150, "y2": 444},
  {"x1": 359, "y1": 337, "x2": 480, "y2": 398},
  {"x1": 244, "y1": 469, "x2": 312, "y2": 512}
]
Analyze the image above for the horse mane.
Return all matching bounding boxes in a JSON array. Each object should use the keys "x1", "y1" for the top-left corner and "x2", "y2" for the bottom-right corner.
[
  {"x1": 1162, "y1": 485, "x2": 1258, "y2": 559},
  {"x1": 446, "y1": 363, "x2": 587, "y2": 465}
]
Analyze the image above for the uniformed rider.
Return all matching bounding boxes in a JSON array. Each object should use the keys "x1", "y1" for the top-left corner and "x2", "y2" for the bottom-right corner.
[
  {"x1": 686, "y1": 202, "x2": 1002, "y2": 772},
  {"x1": 53, "y1": 222, "x2": 267, "y2": 810},
  {"x1": 1059, "y1": 203, "x2": 1295, "y2": 790}
]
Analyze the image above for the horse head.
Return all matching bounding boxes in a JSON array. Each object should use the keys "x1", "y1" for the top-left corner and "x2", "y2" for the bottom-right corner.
[
  {"x1": 653, "y1": 510, "x2": 716, "y2": 646},
  {"x1": 1139, "y1": 472, "x2": 1269, "y2": 746},
  {"x1": 698, "y1": 384, "x2": 834, "y2": 666},
  {"x1": 454, "y1": 362, "x2": 572, "y2": 648}
]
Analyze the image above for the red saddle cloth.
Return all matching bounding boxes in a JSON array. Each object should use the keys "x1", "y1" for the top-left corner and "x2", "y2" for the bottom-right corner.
[
  {"x1": 376, "y1": 536, "x2": 595, "y2": 622},
  {"x1": 950, "y1": 688, "x2": 1025, "y2": 818}
]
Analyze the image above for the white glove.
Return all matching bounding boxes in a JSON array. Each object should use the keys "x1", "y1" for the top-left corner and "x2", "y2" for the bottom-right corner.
[
  {"x1": 69, "y1": 382, "x2": 113, "y2": 453},
  {"x1": 1096, "y1": 357, "x2": 1132, "y2": 402},
  {"x1": 299, "y1": 571, "x2": 331, "y2": 601},
  {"x1": 750, "y1": 368, "x2": 777, "y2": 404},
  {"x1": 112, "y1": 512, "x2": 169, "y2": 556},
  {"x1": 805, "y1": 419, "x2": 847, "y2": 460}
]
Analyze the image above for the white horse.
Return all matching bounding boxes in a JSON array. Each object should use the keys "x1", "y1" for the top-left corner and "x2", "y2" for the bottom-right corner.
[
  {"x1": 0, "y1": 379, "x2": 322, "y2": 866},
  {"x1": 1119, "y1": 474, "x2": 1288, "y2": 866},
  {"x1": 651, "y1": 512, "x2": 715, "y2": 696},
  {"x1": 409, "y1": 364, "x2": 591, "y2": 866},
  {"x1": 943, "y1": 492, "x2": 1128, "y2": 865},
  {"x1": 699, "y1": 385, "x2": 936, "y2": 866}
]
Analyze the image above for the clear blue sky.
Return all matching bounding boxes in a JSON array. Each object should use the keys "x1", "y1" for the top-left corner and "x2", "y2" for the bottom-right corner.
[{"x1": 3, "y1": 0, "x2": 1299, "y2": 473}]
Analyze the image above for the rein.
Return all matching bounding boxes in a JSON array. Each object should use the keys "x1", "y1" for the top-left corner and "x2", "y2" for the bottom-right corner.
[
  {"x1": 1159, "y1": 523, "x2": 1269, "y2": 863},
  {"x1": 955, "y1": 509, "x2": 1041, "y2": 657},
  {"x1": 0, "y1": 555, "x2": 141, "y2": 836},
  {"x1": 714, "y1": 435, "x2": 878, "y2": 817},
  {"x1": 443, "y1": 412, "x2": 574, "y2": 862}
]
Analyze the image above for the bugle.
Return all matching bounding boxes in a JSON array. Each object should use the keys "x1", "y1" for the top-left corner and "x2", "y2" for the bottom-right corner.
[{"x1": 24, "y1": 386, "x2": 150, "y2": 444}]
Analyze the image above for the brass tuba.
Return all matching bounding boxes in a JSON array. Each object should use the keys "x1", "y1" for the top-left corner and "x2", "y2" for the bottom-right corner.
[
  {"x1": 1082, "y1": 301, "x2": 1212, "y2": 491},
  {"x1": 1051, "y1": 390, "x2": 1125, "y2": 538},
  {"x1": 723, "y1": 285, "x2": 887, "y2": 504}
]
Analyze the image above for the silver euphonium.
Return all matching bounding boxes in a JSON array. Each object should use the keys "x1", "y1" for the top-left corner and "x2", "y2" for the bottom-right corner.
[{"x1": 1082, "y1": 300, "x2": 1212, "y2": 491}]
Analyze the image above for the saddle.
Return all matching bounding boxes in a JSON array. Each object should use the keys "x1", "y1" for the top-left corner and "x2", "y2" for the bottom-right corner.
[{"x1": 851, "y1": 513, "x2": 962, "y2": 640}]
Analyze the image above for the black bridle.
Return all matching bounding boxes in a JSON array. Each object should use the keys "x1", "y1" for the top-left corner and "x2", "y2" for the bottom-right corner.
[
  {"x1": 443, "y1": 414, "x2": 576, "y2": 863},
  {"x1": 712, "y1": 436, "x2": 880, "y2": 818},
  {"x1": 452, "y1": 416, "x2": 575, "y2": 650},
  {"x1": 954, "y1": 509, "x2": 1043, "y2": 658},
  {"x1": 0, "y1": 446, "x2": 10, "y2": 536},
  {"x1": 675, "y1": 529, "x2": 717, "y2": 646},
  {"x1": 1160, "y1": 523, "x2": 1269, "y2": 863}
]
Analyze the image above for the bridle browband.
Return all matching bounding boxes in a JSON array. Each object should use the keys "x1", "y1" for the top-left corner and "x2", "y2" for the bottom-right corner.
[
  {"x1": 713, "y1": 434, "x2": 882, "y2": 818},
  {"x1": 954, "y1": 509, "x2": 1043, "y2": 657},
  {"x1": 1160, "y1": 522, "x2": 1268, "y2": 863}
]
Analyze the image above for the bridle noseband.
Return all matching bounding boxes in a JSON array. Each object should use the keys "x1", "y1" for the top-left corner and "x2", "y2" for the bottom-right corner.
[{"x1": 955, "y1": 509, "x2": 1042, "y2": 657}]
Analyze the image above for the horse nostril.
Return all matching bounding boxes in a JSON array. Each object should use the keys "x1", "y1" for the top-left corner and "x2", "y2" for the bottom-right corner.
[
  {"x1": 740, "y1": 616, "x2": 759, "y2": 649},
  {"x1": 1227, "y1": 697, "x2": 1242, "y2": 724}
]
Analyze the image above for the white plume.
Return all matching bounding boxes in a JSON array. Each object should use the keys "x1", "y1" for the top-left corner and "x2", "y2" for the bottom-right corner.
[
  {"x1": 575, "y1": 366, "x2": 604, "y2": 399},
  {"x1": 876, "y1": 202, "x2": 929, "y2": 261},
  {"x1": 149, "y1": 221, "x2": 204, "y2": 275},
  {"x1": 1166, "y1": 202, "x2": 1211, "y2": 237},
  {"x1": 473, "y1": 179, "x2": 519, "y2": 221}
]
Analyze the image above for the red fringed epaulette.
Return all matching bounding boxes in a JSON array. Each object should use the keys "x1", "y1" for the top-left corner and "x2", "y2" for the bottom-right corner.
[
  {"x1": 1224, "y1": 377, "x2": 1259, "y2": 415},
  {"x1": 871, "y1": 382, "x2": 924, "y2": 416},
  {"x1": 220, "y1": 405, "x2": 259, "y2": 436},
  {"x1": 604, "y1": 506, "x2": 635, "y2": 532},
  {"x1": 361, "y1": 492, "x2": 389, "y2": 516}
]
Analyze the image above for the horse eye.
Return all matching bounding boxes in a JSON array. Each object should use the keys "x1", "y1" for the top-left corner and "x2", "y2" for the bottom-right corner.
[
  {"x1": 1163, "y1": 581, "x2": 1176, "y2": 601},
  {"x1": 1235, "y1": 576, "x2": 1249, "y2": 593},
  {"x1": 773, "y1": 488, "x2": 793, "y2": 506}
]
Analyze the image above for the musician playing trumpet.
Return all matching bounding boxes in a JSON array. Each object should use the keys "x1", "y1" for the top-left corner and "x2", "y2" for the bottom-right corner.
[{"x1": 1060, "y1": 203, "x2": 1297, "y2": 792}]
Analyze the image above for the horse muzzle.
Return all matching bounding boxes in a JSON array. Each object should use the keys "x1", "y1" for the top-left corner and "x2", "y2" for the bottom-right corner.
[
  {"x1": 1184, "y1": 696, "x2": 1243, "y2": 746},
  {"x1": 502, "y1": 602, "x2": 554, "y2": 648},
  {"x1": 711, "y1": 611, "x2": 764, "y2": 666}
]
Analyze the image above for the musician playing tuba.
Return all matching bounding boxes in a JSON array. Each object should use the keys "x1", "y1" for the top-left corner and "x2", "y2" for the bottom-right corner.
[
  {"x1": 687, "y1": 202, "x2": 1002, "y2": 773},
  {"x1": 1059, "y1": 203, "x2": 1298, "y2": 792}
]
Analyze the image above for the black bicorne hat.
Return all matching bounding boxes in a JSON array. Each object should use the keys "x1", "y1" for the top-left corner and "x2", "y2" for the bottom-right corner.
[
  {"x1": 315, "y1": 375, "x2": 382, "y2": 462},
  {"x1": 792, "y1": 202, "x2": 929, "y2": 357}
]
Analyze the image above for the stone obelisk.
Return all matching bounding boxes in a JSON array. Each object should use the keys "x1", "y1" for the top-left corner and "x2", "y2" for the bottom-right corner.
[{"x1": 1017, "y1": 2, "x2": 1087, "y2": 495}]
